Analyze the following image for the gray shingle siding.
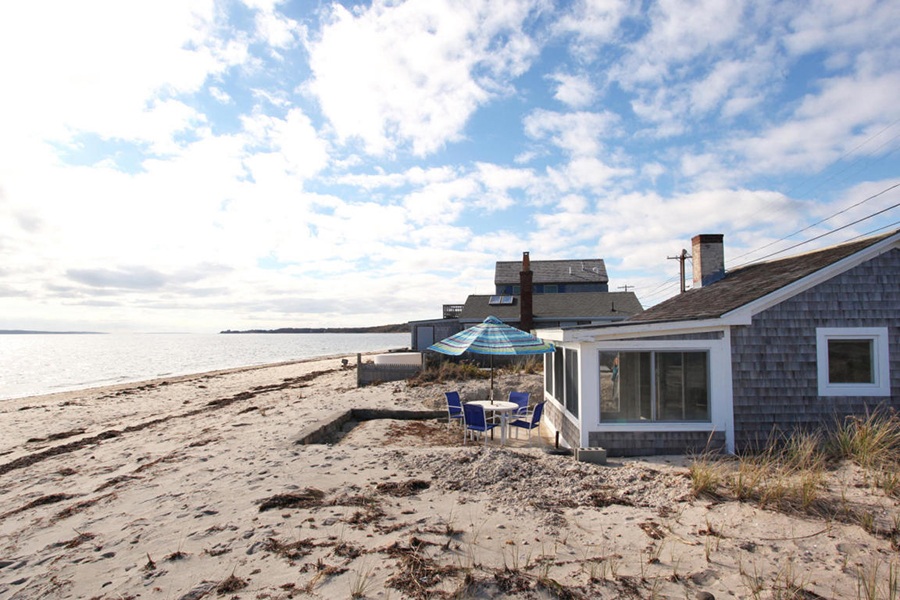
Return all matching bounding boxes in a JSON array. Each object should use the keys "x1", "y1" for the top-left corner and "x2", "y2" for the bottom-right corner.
[
  {"x1": 730, "y1": 248, "x2": 900, "y2": 451},
  {"x1": 587, "y1": 430, "x2": 726, "y2": 457},
  {"x1": 544, "y1": 400, "x2": 580, "y2": 447}
]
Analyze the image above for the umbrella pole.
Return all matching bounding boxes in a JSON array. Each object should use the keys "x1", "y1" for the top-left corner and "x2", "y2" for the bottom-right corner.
[{"x1": 490, "y1": 354, "x2": 494, "y2": 403}]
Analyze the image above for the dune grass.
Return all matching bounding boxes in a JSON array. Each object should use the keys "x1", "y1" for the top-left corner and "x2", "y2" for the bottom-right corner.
[{"x1": 690, "y1": 408, "x2": 900, "y2": 523}]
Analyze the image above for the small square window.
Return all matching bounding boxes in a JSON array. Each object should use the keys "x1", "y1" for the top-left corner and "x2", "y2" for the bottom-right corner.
[
  {"x1": 816, "y1": 328, "x2": 890, "y2": 397},
  {"x1": 828, "y1": 339, "x2": 873, "y2": 384}
]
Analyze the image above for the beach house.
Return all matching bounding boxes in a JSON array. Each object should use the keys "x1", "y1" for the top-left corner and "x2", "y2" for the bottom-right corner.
[
  {"x1": 538, "y1": 230, "x2": 900, "y2": 456},
  {"x1": 409, "y1": 253, "x2": 642, "y2": 351}
]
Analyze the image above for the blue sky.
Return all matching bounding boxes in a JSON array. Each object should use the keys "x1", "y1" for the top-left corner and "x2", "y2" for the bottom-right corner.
[{"x1": 0, "y1": 0, "x2": 898, "y2": 333}]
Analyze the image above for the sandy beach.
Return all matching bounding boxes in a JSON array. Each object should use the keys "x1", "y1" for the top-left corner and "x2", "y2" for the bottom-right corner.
[{"x1": 1, "y1": 355, "x2": 898, "y2": 599}]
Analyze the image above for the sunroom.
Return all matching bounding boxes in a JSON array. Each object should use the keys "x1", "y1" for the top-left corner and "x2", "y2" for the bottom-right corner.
[{"x1": 540, "y1": 322, "x2": 735, "y2": 456}]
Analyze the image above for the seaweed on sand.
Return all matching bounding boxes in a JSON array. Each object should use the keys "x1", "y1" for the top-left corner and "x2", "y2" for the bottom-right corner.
[
  {"x1": 1, "y1": 493, "x2": 76, "y2": 520},
  {"x1": 257, "y1": 488, "x2": 326, "y2": 512},
  {"x1": 383, "y1": 536, "x2": 461, "y2": 599},
  {"x1": 376, "y1": 479, "x2": 430, "y2": 497}
]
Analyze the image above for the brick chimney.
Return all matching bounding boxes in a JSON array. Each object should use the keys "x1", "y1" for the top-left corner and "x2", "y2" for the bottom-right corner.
[
  {"x1": 519, "y1": 251, "x2": 533, "y2": 331},
  {"x1": 692, "y1": 234, "x2": 725, "y2": 288}
]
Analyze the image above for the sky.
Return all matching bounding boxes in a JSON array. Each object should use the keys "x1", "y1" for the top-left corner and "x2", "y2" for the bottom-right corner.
[{"x1": 0, "y1": 0, "x2": 898, "y2": 333}]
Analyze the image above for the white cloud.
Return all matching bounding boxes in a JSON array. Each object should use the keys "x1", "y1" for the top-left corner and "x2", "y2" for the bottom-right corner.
[
  {"x1": 209, "y1": 86, "x2": 233, "y2": 103},
  {"x1": 547, "y1": 156, "x2": 633, "y2": 193},
  {"x1": 403, "y1": 178, "x2": 479, "y2": 225},
  {"x1": 335, "y1": 166, "x2": 458, "y2": 190},
  {"x1": 242, "y1": 108, "x2": 330, "y2": 179},
  {"x1": 550, "y1": 72, "x2": 597, "y2": 108},
  {"x1": 0, "y1": 0, "x2": 245, "y2": 147},
  {"x1": 679, "y1": 153, "x2": 736, "y2": 189},
  {"x1": 783, "y1": 0, "x2": 900, "y2": 62},
  {"x1": 732, "y1": 71, "x2": 900, "y2": 174},
  {"x1": 476, "y1": 163, "x2": 533, "y2": 189},
  {"x1": 617, "y1": 0, "x2": 746, "y2": 87},
  {"x1": 249, "y1": 0, "x2": 300, "y2": 49},
  {"x1": 305, "y1": 0, "x2": 542, "y2": 156},
  {"x1": 553, "y1": 0, "x2": 635, "y2": 48},
  {"x1": 523, "y1": 109, "x2": 619, "y2": 156}
]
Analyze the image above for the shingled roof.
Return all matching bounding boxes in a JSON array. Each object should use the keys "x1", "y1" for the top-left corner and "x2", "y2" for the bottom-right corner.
[
  {"x1": 628, "y1": 230, "x2": 899, "y2": 324},
  {"x1": 460, "y1": 291, "x2": 641, "y2": 322},
  {"x1": 494, "y1": 259, "x2": 608, "y2": 285}
]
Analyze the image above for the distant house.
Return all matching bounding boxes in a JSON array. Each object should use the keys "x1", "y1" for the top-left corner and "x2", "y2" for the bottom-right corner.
[
  {"x1": 409, "y1": 252, "x2": 642, "y2": 351},
  {"x1": 494, "y1": 258, "x2": 609, "y2": 295},
  {"x1": 538, "y1": 230, "x2": 900, "y2": 456}
]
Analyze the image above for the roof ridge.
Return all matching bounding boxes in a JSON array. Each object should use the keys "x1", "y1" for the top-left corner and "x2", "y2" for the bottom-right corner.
[{"x1": 729, "y1": 228, "x2": 899, "y2": 274}]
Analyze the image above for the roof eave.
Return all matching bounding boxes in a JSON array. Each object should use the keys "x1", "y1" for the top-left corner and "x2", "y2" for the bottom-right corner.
[{"x1": 538, "y1": 315, "x2": 745, "y2": 343}]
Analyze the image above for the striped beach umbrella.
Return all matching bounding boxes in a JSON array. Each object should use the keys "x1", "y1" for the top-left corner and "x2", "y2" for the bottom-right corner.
[{"x1": 427, "y1": 316, "x2": 555, "y2": 400}]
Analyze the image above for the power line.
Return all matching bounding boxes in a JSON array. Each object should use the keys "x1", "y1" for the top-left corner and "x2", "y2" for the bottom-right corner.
[
  {"x1": 735, "y1": 200, "x2": 900, "y2": 265},
  {"x1": 839, "y1": 220, "x2": 900, "y2": 243},
  {"x1": 731, "y1": 181, "x2": 900, "y2": 264},
  {"x1": 738, "y1": 118, "x2": 900, "y2": 232},
  {"x1": 637, "y1": 278, "x2": 682, "y2": 305},
  {"x1": 795, "y1": 123, "x2": 900, "y2": 199},
  {"x1": 777, "y1": 117, "x2": 900, "y2": 200}
]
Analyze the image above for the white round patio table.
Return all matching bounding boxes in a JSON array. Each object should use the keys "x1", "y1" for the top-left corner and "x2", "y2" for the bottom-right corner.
[{"x1": 468, "y1": 400, "x2": 518, "y2": 445}]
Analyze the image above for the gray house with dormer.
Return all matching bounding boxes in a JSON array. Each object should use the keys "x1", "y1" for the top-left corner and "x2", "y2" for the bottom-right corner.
[
  {"x1": 539, "y1": 230, "x2": 900, "y2": 456},
  {"x1": 410, "y1": 252, "x2": 642, "y2": 351}
]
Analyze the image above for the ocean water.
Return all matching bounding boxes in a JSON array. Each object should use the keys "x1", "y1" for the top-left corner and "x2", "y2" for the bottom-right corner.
[{"x1": 0, "y1": 332, "x2": 409, "y2": 401}]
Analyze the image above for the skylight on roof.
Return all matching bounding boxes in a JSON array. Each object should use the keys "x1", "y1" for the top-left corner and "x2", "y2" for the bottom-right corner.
[{"x1": 489, "y1": 295, "x2": 514, "y2": 305}]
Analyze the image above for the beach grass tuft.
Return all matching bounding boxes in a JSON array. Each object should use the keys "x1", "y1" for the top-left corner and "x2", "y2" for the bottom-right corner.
[
  {"x1": 407, "y1": 360, "x2": 490, "y2": 386},
  {"x1": 686, "y1": 410, "x2": 900, "y2": 550}
]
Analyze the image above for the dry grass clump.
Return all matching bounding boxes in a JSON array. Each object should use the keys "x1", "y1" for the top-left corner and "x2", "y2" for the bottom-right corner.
[
  {"x1": 829, "y1": 409, "x2": 900, "y2": 495},
  {"x1": 407, "y1": 361, "x2": 488, "y2": 387},
  {"x1": 506, "y1": 356, "x2": 544, "y2": 375},
  {"x1": 690, "y1": 409, "x2": 900, "y2": 535}
]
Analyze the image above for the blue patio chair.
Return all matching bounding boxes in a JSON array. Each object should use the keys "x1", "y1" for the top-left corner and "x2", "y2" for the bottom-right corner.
[
  {"x1": 509, "y1": 401, "x2": 544, "y2": 441},
  {"x1": 462, "y1": 402, "x2": 497, "y2": 445},
  {"x1": 508, "y1": 391, "x2": 530, "y2": 419},
  {"x1": 445, "y1": 391, "x2": 464, "y2": 430}
]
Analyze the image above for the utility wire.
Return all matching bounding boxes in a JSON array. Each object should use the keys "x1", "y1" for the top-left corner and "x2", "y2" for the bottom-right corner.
[
  {"x1": 778, "y1": 117, "x2": 900, "y2": 200},
  {"x1": 796, "y1": 126, "x2": 900, "y2": 199},
  {"x1": 735, "y1": 200, "x2": 900, "y2": 266},
  {"x1": 839, "y1": 220, "x2": 900, "y2": 243},
  {"x1": 740, "y1": 118, "x2": 900, "y2": 231},
  {"x1": 731, "y1": 181, "x2": 900, "y2": 264}
]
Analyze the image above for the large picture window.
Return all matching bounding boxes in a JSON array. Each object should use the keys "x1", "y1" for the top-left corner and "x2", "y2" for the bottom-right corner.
[
  {"x1": 599, "y1": 351, "x2": 710, "y2": 422},
  {"x1": 816, "y1": 328, "x2": 890, "y2": 397}
]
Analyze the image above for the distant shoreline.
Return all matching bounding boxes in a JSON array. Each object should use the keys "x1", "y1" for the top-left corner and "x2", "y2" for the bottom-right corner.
[
  {"x1": 1, "y1": 326, "x2": 409, "y2": 335},
  {"x1": 220, "y1": 324, "x2": 408, "y2": 334},
  {"x1": 0, "y1": 330, "x2": 104, "y2": 335}
]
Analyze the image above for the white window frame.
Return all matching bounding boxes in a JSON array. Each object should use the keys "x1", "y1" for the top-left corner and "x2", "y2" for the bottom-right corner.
[
  {"x1": 598, "y1": 349, "x2": 711, "y2": 423},
  {"x1": 816, "y1": 327, "x2": 890, "y2": 397}
]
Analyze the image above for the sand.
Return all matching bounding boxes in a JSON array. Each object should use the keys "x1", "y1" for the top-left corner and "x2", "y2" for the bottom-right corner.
[{"x1": 0, "y1": 355, "x2": 898, "y2": 599}]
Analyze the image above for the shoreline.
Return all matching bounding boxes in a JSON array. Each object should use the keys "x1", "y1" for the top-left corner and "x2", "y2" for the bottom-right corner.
[{"x1": 0, "y1": 349, "x2": 389, "y2": 405}]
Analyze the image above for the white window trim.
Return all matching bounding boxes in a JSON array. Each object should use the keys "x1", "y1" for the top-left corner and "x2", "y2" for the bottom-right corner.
[{"x1": 816, "y1": 327, "x2": 891, "y2": 397}]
